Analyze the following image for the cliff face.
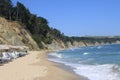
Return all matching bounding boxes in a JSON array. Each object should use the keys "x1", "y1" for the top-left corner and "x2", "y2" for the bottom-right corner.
[
  {"x1": 46, "y1": 40, "x2": 120, "y2": 50},
  {"x1": 1, "y1": 17, "x2": 120, "y2": 51},
  {"x1": 45, "y1": 40, "x2": 90, "y2": 50},
  {"x1": 0, "y1": 17, "x2": 39, "y2": 50}
]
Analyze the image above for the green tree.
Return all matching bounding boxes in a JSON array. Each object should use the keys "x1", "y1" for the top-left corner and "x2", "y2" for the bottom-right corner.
[{"x1": 0, "y1": 0, "x2": 13, "y2": 20}]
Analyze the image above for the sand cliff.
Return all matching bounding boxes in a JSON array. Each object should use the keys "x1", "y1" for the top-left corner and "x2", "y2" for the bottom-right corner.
[
  {"x1": 0, "y1": 17, "x2": 120, "y2": 51},
  {"x1": 0, "y1": 17, "x2": 39, "y2": 50}
]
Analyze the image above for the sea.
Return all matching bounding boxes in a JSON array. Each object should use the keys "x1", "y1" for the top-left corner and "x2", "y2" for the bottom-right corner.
[{"x1": 48, "y1": 44, "x2": 120, "y2": 80}]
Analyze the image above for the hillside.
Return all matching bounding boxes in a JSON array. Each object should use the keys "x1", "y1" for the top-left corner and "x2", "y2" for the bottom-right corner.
[
  {"x1": 0, "y1": 17, "x2": 39, "y2": 50},
  {"x1": 0, "y1": 0, "x2": 120, "y2": 50},
  {"x1": 1, "y1": 17, "x2": 120, "y2": 50}
]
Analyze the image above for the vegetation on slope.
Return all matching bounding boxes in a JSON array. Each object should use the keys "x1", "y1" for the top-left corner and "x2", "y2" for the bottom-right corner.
[
  {"x1": 0, "y1": 0, "x2": 120, "y2": 49},
  {"x1": 0, "y1": 17, "x2": 40, "y2": 50},
  {"x1": 0, "y1": 0, "x2": 71, "y2": 48}
]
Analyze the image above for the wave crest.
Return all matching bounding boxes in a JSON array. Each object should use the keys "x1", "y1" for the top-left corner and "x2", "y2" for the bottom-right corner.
[
  {"x1": 49, "y1": 53, "x2": 63, "y2": 58},
  {"x1": 83, "y1": 52, "x2": 90, "y2": 55}
]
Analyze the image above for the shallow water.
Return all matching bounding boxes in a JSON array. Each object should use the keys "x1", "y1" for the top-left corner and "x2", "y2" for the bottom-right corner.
[{"x1": 48, "y1": 44, "x2": 120, "y2": 80}]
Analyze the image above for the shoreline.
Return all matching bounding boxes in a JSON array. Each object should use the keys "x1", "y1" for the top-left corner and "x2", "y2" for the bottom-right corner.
[
  {"x1": 0, "y1": 50, "x2": 88, "y2": 80},
  {"x1": 38, "y1": 50, "x2": 89, "y2": 80},
  {"x1": 47, "y1": 50, "x2": 89, "y2": 80}
]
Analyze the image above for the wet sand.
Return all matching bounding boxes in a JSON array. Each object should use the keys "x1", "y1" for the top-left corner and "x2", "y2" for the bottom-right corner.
[{"x1": 0, "y1": 51, "x2": 88, "y2": 80}]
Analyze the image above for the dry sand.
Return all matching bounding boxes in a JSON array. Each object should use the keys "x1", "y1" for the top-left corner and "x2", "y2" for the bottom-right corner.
[{"x1": 0, "y1": 51, "x2": 87, "y2": 80}]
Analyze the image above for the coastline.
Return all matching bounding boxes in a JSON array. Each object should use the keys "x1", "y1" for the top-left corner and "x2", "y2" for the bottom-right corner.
[
  {"x1": 43, "y1": 51, "x2": 88, "y2": 80},
  {"x1": 0, "y1": 50, "x2": 88, "y2": 80},
  {"x1": 37, "y1": 50, "x2": 88, "y2": 80}
]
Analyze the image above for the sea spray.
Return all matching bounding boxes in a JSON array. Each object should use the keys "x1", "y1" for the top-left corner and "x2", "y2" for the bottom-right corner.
[{"x1": 48, "y1": 44, "x2": 120, "y2": 80}]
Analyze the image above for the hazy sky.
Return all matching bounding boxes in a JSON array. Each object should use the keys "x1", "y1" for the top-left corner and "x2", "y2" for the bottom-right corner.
[{"x1": 12, "y1": 0, "x2": 120, "y2": 36}]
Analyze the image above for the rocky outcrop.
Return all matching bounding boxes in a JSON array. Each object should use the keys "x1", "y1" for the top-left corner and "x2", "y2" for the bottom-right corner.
[
  {"x1": 0, "y1": 51, "x2": 28, "y2": 63},
  {"x1": 45, "y1": 40, "x2": 120, "y2": 50},
  {"x1": 45, "y1": 40, "x2": 85, "y2": 50},
  {"x1": 0, "y1": 17, "x2": 39, "y2": 50},
  {"x1": 1, "y1": 17, "x2": 120, "y2": 51},
  {"x1": 44, "y1": 40, "x2": 65, "y2": 50},
  {"x1": 0, "y1": 45, "x2": 29, "y2": 63}
]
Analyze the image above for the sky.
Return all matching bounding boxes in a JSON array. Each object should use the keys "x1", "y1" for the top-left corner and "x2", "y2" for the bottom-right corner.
[{"x1": 12, "y1": 0, "x2": 120, "y2": 36}]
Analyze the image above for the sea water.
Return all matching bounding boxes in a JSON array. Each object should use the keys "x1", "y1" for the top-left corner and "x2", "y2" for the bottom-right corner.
[{"x1": 48, "y1": 44, "x2": 120, "y2": 80}]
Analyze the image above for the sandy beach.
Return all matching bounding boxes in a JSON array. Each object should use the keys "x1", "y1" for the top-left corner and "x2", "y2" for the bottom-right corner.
[{"x1": 0, "y1": 51, "x2": 87, "y2": 80}]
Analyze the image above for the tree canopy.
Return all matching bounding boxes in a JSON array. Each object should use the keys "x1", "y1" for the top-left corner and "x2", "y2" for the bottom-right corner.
[
  {"x1": 0, "y1": 0, "x2": 120, "y2": 48},
  {"x1": 0, "y1": 0, "x2": 69, "y2": 48}
]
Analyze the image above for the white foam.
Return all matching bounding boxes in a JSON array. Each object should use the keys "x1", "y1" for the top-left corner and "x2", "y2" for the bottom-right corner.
[
  {"x1": 97, "y1": 46, "x2": 102, "y2": 49},
  {"x1": 49, "y1": 53, "x2": 63, "y2": 58},
  {"x1": 48, "y1": 57, "x2": 120, "y2": 80},
  {"x1": 83, "y1": 52, "x2": 89, "y2": 55},
  {"x1": 48, "y1": 51, "x2": 120, "y2": 80},
  {"x1": 73, "y1": 64, "x2": 120, "y2": 80},
  {"x1": 68, "y1": 48, "x2": 74, "y2": 51}
]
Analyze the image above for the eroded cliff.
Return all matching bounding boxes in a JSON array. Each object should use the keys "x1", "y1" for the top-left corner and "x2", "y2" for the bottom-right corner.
[{"x1": 0, "y1": 17, "x2": 39, "y2": 50}]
